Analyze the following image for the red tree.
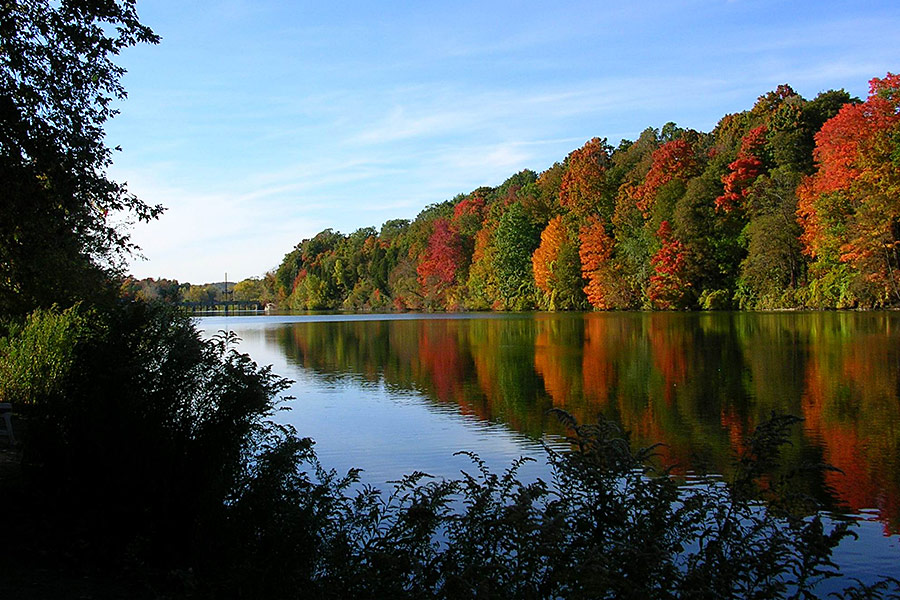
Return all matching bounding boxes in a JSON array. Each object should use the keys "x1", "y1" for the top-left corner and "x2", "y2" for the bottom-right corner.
[
  {"x1": 634, "y1": 139, "x2": 699, "y2": 217},
  {"x1": 796, "y1": 72, "x2": 900, "y2": 303},
  {"x1": 647, "y1": 221, "x2": 690, "y2": 309},
  {"x1": 716, "y1": 125, "x2": 768, "y2": 213},
  {"x1": 417, "y1": 218, "x2": 466, "y2": 306}
]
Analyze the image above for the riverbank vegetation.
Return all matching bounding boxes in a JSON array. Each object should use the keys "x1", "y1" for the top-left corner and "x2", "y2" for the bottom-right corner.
[
  {"x1": 2, "y1": 1, "x2": 900, "y2": 597},
  {"x1": 117, "y1": 275, "x2": 278, "y2": 306},
  {"x1": 266, "y1": 74, "x2": 900, "y2": 312}
]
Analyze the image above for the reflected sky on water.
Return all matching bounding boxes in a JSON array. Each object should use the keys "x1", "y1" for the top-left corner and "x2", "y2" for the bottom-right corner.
[{"x1": 197, "y1": 311, "x2": 900, "y2": 585}]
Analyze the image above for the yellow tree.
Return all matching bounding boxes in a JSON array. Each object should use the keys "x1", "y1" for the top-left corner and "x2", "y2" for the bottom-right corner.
[
  {"x1": 532, "y1": 216, "x2": 584, "y2": 310},
  {"x1": 559, "y1": 137, "x2": 612, "y2": 218},
  {"x1": 579, "y1": 216, "x2": 616, "y2": 309}
]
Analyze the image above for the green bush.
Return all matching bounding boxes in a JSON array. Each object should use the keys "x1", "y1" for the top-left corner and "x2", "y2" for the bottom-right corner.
[
  {"x1": 0, "y1": 301, "x2": 291, "y2": 572},
  {"x1": 0, "y1": 304, "x2": 98, "y2": 405},
  {"x1": 699, "y1": 288, "x2": 733, "y2": 310}
]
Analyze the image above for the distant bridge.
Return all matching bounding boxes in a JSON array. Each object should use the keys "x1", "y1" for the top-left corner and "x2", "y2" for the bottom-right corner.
[{"x1": 180, "y1": 300, "x2": 266, "y2": 313}]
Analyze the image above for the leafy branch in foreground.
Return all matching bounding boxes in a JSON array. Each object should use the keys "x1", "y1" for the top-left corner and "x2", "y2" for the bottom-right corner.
[{"x1": 210, "y1": 408, "x2": 898, "y2": 599}]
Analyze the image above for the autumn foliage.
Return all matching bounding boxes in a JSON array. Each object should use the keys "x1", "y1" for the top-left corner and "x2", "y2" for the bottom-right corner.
[
  {"x1": 647, "y1": 221, "x2": 690, "y2": 310},
  {"x1": 797, "y1": 73, "x2": 900, "y2": 305},
  {"x1": 559, "y1": 137, "x2": 610, "y2": 217},
  {"x1": 451, "y1": 195, "x2": 486, "y2": 236},
  {"x1": 579, "y1": 216, "x2": 616, "y2": 309},
  {"x1": 716, "y1": 125, "x2": 768, "y2": 213},
  {"x1": 417, "y1": 218, "x2": 466, "y2": 306},
  {"x1": 274, "y1": 72, "x2": 900, "y2": 312},
  {"x1": 532, "y1": 216, "x2": 567, "y2": 295},
  {"x1": 634, "y1": 139, "x2": 698, "y2": 217}
]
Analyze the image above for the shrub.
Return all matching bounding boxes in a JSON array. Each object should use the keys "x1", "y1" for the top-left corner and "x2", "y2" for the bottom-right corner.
[
  {"x1": 0, "y1": 303, "x2": 98, "y2": 405},
  {"x1": 0, "y1": 301, "x2": 292, "y2": 573},
  {"x1": 204, "y1": 411, "x2": 900, "y2": 599}
]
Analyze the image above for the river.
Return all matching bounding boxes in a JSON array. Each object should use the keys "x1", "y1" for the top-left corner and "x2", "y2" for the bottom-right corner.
[{"x1": 197, "y1": 311, "x2": 900, "y2": 586}]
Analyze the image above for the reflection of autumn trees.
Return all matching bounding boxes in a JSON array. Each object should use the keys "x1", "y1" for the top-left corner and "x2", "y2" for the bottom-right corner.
[
  {"x1": 797, "y1": 314, "x2": 900, "y2": 534},
  {"x1": 647, "y1": 314, "x2": 689, "y2": 405},
  {"x1": 465, "y1": 318, "x2": 551, "y2": 437},
  {"x1": 414, "y1": 321, "x2": 468, "y2": 406},
  {"x1": 274, "y1": 313, "x2": 900, "y2": 532},
  {"x1": 803, "y1": 359, "x2": 871, "y2": 517},
  {"x1": 534, "y1": 316, "x2": 584, "y2": 409},
  {"x1": 581, "y1": 316, "x2": 617, "y2": 407}
]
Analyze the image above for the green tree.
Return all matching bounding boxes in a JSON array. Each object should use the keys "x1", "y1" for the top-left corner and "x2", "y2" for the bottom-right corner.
[
  {"x1": 181, "y1": 283, "x2": 220, "y2": 304},
  {"x1": 465, "y1": 222, "x2": 501, "y2": 310},
  {"x1": 284, "y1": 229, "x2": 343, "y2": 309},
  {"x1": 519, "y1": 161, "x2": 566, "y2": 225},
  {"x1": 493, "y1": 203, "x2": 539, "y2": 308},
  {"x1": 233, "y1": 277, "x2": 273, "y2": 303},
  {"x1": 274, "y1": 246, "x2": 303, "y2": 300},
  {"x1": 737, "y1": 169, "x2": 805, "y2": 308},
  {"x1": 673, "y1": 173, "x2": 742, "y2": 306}
]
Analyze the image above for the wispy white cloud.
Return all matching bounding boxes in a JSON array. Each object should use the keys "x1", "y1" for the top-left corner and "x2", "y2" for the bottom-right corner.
[
  {"x1": 125, "y1": 181, "x2": 330, "y2": 281},
  {"x1": 352, "y1": 107, "x2": 480, "y2": 145}
]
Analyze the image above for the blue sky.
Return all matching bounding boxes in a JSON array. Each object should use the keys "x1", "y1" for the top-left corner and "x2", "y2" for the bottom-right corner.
[{"x1": 106, "y1": 0, "x2": 900, "y2": 283}]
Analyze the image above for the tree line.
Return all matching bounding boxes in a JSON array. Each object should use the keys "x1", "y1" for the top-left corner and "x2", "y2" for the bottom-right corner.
[
  {"x1": 271, "y1": 76, "x2": 899, "y2": 312},
  {"x1": 119, "y1": 275, "x2": 277, "y2": 305}
]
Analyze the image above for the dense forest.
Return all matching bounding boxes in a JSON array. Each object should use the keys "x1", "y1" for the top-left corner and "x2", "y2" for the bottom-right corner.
[{"x1": 260, "y1": 74, "x2": 899, "y2": 312}]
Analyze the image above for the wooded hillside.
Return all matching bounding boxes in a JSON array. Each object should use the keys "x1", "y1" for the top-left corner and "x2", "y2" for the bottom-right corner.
[{"x1": 273, "y1": 74, "x2": 900, "y2": 311}]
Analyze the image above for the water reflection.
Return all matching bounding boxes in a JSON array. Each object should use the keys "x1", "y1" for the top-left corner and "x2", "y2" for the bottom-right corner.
[{"x1": 257, "y1": 311, "x2": 900, "y2": 534}]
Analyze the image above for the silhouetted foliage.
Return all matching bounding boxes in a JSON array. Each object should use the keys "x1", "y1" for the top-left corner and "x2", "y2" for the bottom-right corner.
[
  {"x1": 196, "y1": 407, "x2": 900, "y2": 598},
  {"x1": 0, "y1": 303, "x2": 292, "y2": 572},
  {"x1": 0, "y1": 0, "x2": 162, "y2": 315}
]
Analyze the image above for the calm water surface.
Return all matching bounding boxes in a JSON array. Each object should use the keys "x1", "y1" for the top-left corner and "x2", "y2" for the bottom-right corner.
[{"x1": 197, "y1": 311, "x2": 900, "y2": 584}]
